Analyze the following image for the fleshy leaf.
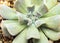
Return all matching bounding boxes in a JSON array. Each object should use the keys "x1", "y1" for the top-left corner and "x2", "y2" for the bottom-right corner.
[
  {"x1": 27, "y1": 24, "x2": 40, "y2": 39},
  {"x1": 35, "y1": 19, "x2": 45, "y2": 27},
  {"x1": 32, "y1": 0, "x2": 43, "y2": 12},
  {"x1": 15, "y1": 0, "x2": 44, "y2": 14},
  {"x1": 34, "y1": 29, "x2": 49, "y2": 43},
  {"x1": 42, "y1": 4, "x2": 60, "y2": 17},
  {"x1": 17, "y1": 12, "x2": 27, "y2": 24},
  {"x1": 17, "y1": 13, "x2": 32, "y2": 25},
  {"x1": 45, "y1": 15, "x2": 60, "y2": 32},
  {"x1": 44, "y1": 0, "x2": 57, "y2": 9},
  {"x1": 12, "y1": 29, "x2": 27, "y2": 43},
  {"x1": 33, "y1": 1, "x2": 48, "y2": 17},
  {"x1": 1, "y1": 22, "x2": 11, "y2": 37},
  {"x1": 15, "y1": 0, "x2": 28, "y2": 14},
  {"x1": 0, "y1": 4, "x2": 18, "y2": 19},
  {"x1": 37, "y1": 3, "x2": 48, "y2": 16},
  {"x1": 36, "y1": 15, "x2": 60, "y2": 32},
  {"x1": 42, "y1": 28, "x2": 60, "y2": 41},
  {"x1": 1, "y1": 20, "x2": 26, "y2": 36}
]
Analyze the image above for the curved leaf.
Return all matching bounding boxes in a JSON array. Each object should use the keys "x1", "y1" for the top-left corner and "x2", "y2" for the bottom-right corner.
[
  {"x1": 0, "y1": 4, "x2": 18, "y2": 19},
  {"x1": 42, "y1": 4, "x2": 60, "y2": 17},
  {"x1": 1, "y1": 22, "x2": 11, "y2": 37},
  {"x1": 17, "y1": 13, "x2": 32, "y2": 25},
  {"x1": 15, "y1": 0, "x2": 43, "y2": 14},
  {"x1": 45, "y1": 15, "x2": 60, "y2": 31},
  {"x1": 42, "y1": 28, "x2": 60, "y2": 41},
  {"x1": 35, "y1": 19, "x2": 45, "y2": 27},
  {"x1": 12, "y1": 29, "x2": 27, "y2": 43},
  {"x1": 34, "y1": 29, "x2": 49, "y2": 43},
  {"x1": 1, "y1": 20, "x2": 26, "y2": 36},
  {"x1": 15, "y1": 0, "x2": 28, "y2": 14},
  {"x1": 27, "y1": 24, "x2": 40, "y2": 39},
  {"x1": 44, "y1": 0, "x2": 57, "y2": 9},
  {"x1": 37, "y1": 3, "x2": 48, "y2": 16}
]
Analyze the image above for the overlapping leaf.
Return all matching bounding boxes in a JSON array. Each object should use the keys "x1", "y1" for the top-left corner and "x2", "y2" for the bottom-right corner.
[
  {"x1": 0, "y1": 4, "x2": 18, "y2": 19},
  {"x1": 1, "y1": 20, "x2": 27, "y2": 36},
  {"x1": 0, "y1": 0, "x2": 60, "y2": 43}
]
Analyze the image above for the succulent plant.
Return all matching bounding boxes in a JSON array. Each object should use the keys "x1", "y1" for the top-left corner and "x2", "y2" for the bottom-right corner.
[{"x1": 0, "y1": 0, "x2": 60, "y2": 43}]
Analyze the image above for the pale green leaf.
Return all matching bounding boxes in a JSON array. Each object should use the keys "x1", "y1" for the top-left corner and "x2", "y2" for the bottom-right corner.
[
  {"x1": 15, "y1": 0, "x2": 28, "y2": 14},
  {"x1": 37, "y1": 3, "x2": 48, "y2": 16},
  {"x1": 44, "y1": 0, "x2": 57, "y2": 9},
  {"x1": 15, "y1": 0, "x2": 43, "y2": 14},
  {"x1": 2, "y1": 20, "x2": 26, "y2": 36},
  {"x1": 12, "y1": 29, "x2": 27, "y2": 43},
  {"x1": 34, "y1": 29, "x2": 49, "y2": 43},
  {"x1": 0, "y1": 4, "x2": 18, "y2": 19},
  {"x1": 45, "y1": 15, "x2": 60, "y2": 31},
  {"x1": 35, "y1": 19, "x2": 45, "y2": 27},
  {"x1": 42, "y1": 4, "x2": 60, "y2": 17},
  {"x1": 27, "y1": 24, "x2": 40, "y2": 39},
  {"x1": 42, "y1": 28, "x2": 60, "y2": 41},
  {"x1": 1, "y1": 22, "x2": 11, "y2": 37},
  {"x1": 17, "y1": 13, "x2": 32, "y2": 25}
]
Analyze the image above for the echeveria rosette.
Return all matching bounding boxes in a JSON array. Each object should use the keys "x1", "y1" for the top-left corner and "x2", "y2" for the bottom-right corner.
[{"x1": 0, "y1": 0, "x2": 60, "y2": 43}]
